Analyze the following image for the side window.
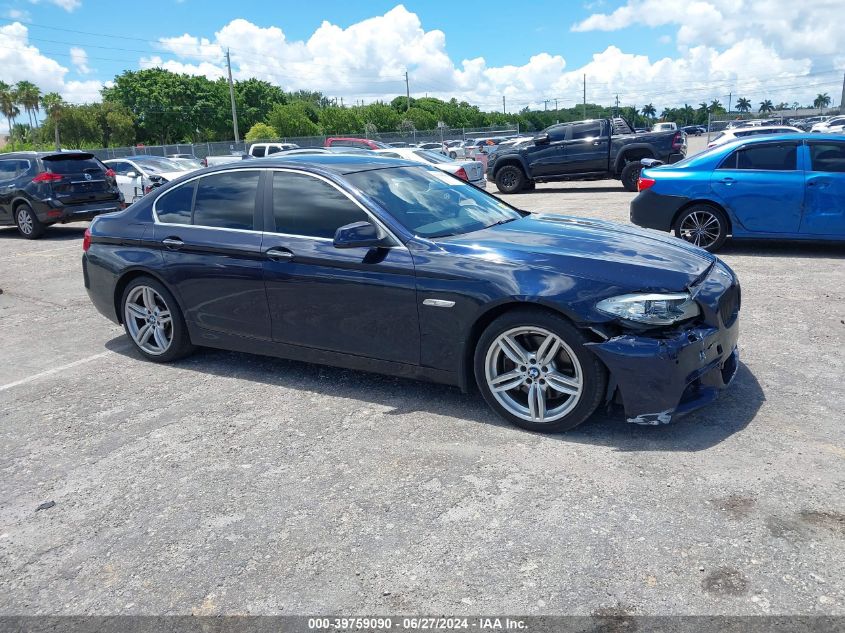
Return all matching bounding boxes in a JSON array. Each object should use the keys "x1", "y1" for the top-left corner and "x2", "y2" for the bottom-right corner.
[
  {"x1": 570, "y1": 122, "x2": 603, "y2": 139},
  {"x1": 0, "y1": 160, "x2": 16, "y2": 182},
  {"x1": 547, "y1": 125, "x2": 568, "y2": 142},
  {"x1": 193, "y1": 170, "x2": 260, "y2": 230},
  {"x1": 110, "y1": 161, "x2": 132, "y2": 175},
  {"x1": 809, "y1": 143, "x2": 845, "y2": 173},
  {"x1": 252, "y1": 146, "x2": 266, "y2": 158},
  {"x1": 156, "y1": 181, "x2": 195, "y2": 224},
  {"x1": 267, "y1": 145, "x2": 282, "y2": 155},
  {"x1": 272, "y1": 171, "x2": 369, "y2": 239},
  {"x1": 720, "y1": 143, "x2": 797, "y2": 170}
]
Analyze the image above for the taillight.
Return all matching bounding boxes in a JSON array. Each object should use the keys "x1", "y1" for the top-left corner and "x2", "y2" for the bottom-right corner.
[
  {"x1": 672, "y1": 131, "x2": 683, "y2": 149},
  {"x1": 105, "y1": 168, "x2": 116, "y2": 178},
  {"x1": 637, "y1": 176, "x2": 656, "y2": 192},
  {"x1": 82, "y1": 227, "x2": 91, "y2": 252},
  {"x1": 201, "y1": 158, "x2": 208, "y2": 167},
  {"x1": 32, "y1": 172, "x2": 62, "y2": 183},
  {"x1": 455, "y1": 167, "x2": 468, "y2": 181}
]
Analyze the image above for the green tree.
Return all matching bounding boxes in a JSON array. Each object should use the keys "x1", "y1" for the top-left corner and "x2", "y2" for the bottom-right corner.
[
  {"x1": 360, "y1": 102, "x2": 399, "y2": 132},
  {"x1": 813, "y1": 93, "x2": 831, "y2": 112},
  {"x1": 0, "y1": 81, "x2": 20, "y2": 137},
  {"x1": 41, "y1": 92, "x2": 64, "y2": 149},
  {"x1": 642, "y1": 103, "x2": 656, "y2": 120},
  {"x1": 244, "y1": 122, "x2": 278, "y2": 141},
  {"x1": 735, "y1": 97, "x2": 752, "y2": 113},
  {"x1": 235, "y1": 78, "x2": 287, "y2": 133},
  {"x1": 15, "y1": 80, "x2": 40, "y2": 127},
  {"x1": 709, "y1": 99, "x2": 724, "y2": 114},
  {"x1": 319, "y1": 106, "x2": 362, "y2": 134},
  {"x1": 266, "y1": 103, "x2": 321, "y2": 137},
  {"x1": 758, "y1": 99, "x2": 774, "y2": 114}
]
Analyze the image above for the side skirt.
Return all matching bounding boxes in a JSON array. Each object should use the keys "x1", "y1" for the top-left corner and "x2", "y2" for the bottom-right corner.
[{"x1": 188, "y1": 325, "x2": 460, "y2": 388}]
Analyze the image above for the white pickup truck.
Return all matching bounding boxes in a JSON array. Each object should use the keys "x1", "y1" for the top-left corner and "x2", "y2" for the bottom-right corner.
[{"x1": 201, "y1": 143, "x2": 299, "y2": 166}]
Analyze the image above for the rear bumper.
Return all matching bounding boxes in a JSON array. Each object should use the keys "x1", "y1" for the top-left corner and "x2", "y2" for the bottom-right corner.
[
  {"x1": 36, "y1": 199, "x2": 124, "y2": 224},
  {"x1": 629, "y1": 190, "x2": 689, "y2": 231},
  {"x1": 588, "y1": 320, "x2": 740, "y2": 425}
]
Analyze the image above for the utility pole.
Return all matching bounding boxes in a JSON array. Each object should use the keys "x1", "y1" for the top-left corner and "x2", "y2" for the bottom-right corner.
[
  {"x1": 840, "y1": 72, "x2": 845, "y2": 113},
  {"x1": 405, "y1": 71, "x2": 410, "y2": 112},
  {"x1": 728, "y1": 91, "x2": 732, "y2": 116},
  {"x1": 543, "y1": 100, "x2": 548, "y2": 111},
  {"x1": 225, "y1": 49, "x2": 239, "y2": 143},
  {"x1": 614, "y1": 94, "x2": 619, "y2": 116},
  {"x1": 582, "y1": 74, "x2": 586, "y2": 119},
  {"x1": 554, "y1": 98, "x2": 559, "y2": 110},
  {"x1": 502, "y1": 95, "x2": 506, "y2": 114}
]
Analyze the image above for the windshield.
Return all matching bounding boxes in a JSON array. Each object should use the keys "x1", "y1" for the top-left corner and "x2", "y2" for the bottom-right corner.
[
  {"x1": 346, "y1": 165, "x2": 522, "y2": 238},
  {"x1": 131, "y1": 157, "x2": 184, "y2": 173}
]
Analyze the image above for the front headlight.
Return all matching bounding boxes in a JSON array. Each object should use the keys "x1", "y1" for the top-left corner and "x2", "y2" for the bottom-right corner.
[{"x1": 595, "y1": 292, "x2": 700, "y2": 326}]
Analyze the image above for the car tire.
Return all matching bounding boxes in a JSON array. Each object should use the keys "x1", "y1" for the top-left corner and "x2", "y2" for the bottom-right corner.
[
  {"x1": 474, "y1": 308, "x2": 606, "y2": 433},
  {"x1": 673, "y1": 204, "x2": 729, "y2": 252},
  {"x1": 620, "y1": 160, "x2": 643, "y2": 192},
  {"x1": 14, "y1": 204, "x2": 45, "y2": 239},
  {"x1": 120, "y1": 277, "x2": 195, "y2": 363},
  {"x1": 449, "y1": 151, "x2": 457, "y2": 159},
  {"x1": 495, "y1": 165, "x2": 526, "y2": 194}
]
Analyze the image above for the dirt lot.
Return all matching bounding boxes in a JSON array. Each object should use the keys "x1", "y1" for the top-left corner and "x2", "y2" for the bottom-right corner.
[{"x1": 1, "y1": 138, "x2": 843, "y2": 616}]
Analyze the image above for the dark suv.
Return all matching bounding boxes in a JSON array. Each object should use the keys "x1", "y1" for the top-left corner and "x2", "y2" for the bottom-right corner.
[{"x1": 0, "y1": 151, "x2": 124, "y2": 239}]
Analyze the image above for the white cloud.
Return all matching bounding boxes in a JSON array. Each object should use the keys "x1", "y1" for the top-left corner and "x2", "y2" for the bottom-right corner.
[
  {"x1": 70, "y1": 46, "x2": 91, "y2": 74},
  {"x1": 28, "y1": 0, "x2": 82, "y2": 12},
  {"x1": 139, "y1": 4, "x2": 838, "y2": 113},
  {"x1": 4, "y1": 8, "x2": 32, "y2": 19}
]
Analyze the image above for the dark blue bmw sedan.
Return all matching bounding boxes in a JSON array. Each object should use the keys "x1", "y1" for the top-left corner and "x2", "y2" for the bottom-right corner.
[{"x1": 83, "y1": 155, "x2": 740, "y2": 432}]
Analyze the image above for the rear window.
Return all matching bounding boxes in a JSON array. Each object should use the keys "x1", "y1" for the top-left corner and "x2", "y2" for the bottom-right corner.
[
  {"x1": 193, "y1": 170, "x2": 260, "y2": 230},
  {"x1": 570, "y1": 122, "x2": 602, "y2": 139},
  {"x1": 42, "y1": 154, "x2": 105, "y2": 175},
  {"x1": 252, "y1": 146, "x2": 266, "y2": 157},
  {"x1": 156, "y1": 181, "x2": 195, "y2": 224},
  {"x1": 809, "y1": 143, "x2": 845, "y2": 173}
]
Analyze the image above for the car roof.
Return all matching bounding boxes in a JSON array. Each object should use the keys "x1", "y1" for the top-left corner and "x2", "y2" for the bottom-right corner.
[
  {"x1": 717, "y1": 133, "x2": 844, "y2": 150},
  {"x1": 0, "y1": 150, "x2": 94, "y2": 158},
  {"x1": 726, "y1": 125, "x2": 802, "y2": 134},
  {"x1": 201, "y1": 153, "x2": 421, "y2": 175}
]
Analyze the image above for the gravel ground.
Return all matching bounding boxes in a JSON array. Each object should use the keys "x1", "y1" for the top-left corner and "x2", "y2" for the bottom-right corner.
[{"x1": 1, "y1": 136, "x2": 843, "y2": 617}]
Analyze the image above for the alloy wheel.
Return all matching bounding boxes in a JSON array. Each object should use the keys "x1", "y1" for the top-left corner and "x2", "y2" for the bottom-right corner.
[
  {"x1": 124, "y1": 285, "x2": 173, "y2": 355},
  {"x1": 679, "y1": 210, "x2": 721, "y2": 248},
  {"x1": 485, "y1": 326, "x2": 583, "y2": 424},
  {"x1": 17, "y1": 208, "x2": 33, "y2": 235}
]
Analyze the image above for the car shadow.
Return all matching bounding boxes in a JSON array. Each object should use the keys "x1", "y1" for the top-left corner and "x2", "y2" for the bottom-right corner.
[
  {"x1": 0, "y1": 225, "x2": 87, "y2": 241},
  {"x1": 527, "y1": 185, "x2": 626, "y2": 194},
  {"x1": 105, "y1": 337, "x2": 763, "y2": 452},
  {"x1": 720, "y1": 239, "x2": 844, "y2": 258}
]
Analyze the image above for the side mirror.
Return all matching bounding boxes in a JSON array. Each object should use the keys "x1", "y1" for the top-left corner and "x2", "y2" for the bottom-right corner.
[
  {"x1": 126, "y1": 171, "x2": 139, "y2": 178},
  {"x1": 534, "y1": 133, "x2": 550, "y2": 145},
  {"x1": 333, "y1": 221, "x2": 388, "y2": 249}
]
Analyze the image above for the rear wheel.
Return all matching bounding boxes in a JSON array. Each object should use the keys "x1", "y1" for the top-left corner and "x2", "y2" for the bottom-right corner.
[
  {"x1": 449, "y1": 151, "x2": 457, "y2": 159},
  {"x1": 15, "y1": 204, "x2": 44, "y2": 239},
  {"x1": 620, "y1": 160, "x2": 643, "y2": 192},
  {"x1": 474, "y1": 309, "x2": 606, "y2": 433},
  {"x1": 121, "y1": 277, "x2": 195, "y2": 362},
  {"x1": 495, "y1": 165, "x2": 526, "y2": 194},
  {"x1": 673, "y1": 204, "x2": 729, "y2": 252}
]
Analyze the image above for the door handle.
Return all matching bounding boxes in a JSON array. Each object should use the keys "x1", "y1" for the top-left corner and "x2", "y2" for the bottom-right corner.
[
  {"x1": 266, "y1": 247, "x2": 294, "y2": 262},
  {"x1": 592, "y1": 141, "x2": 602, "y2": 146},
  {"x1": 719, "y1": 177, "x2": 735, "y2": 185},
  {"x1": 161, "y1": 237, "x2": 184, "y2": 250}
]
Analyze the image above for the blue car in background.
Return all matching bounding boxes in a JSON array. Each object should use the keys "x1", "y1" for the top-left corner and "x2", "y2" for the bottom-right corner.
[{"x1": 630, "y1": 134, "x2": 845, "y2": 251}]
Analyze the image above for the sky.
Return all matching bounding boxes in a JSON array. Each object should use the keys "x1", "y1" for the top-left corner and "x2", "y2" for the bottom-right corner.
[{"x1": 0, "y1": 0, "x2": 843, "y2": 132}]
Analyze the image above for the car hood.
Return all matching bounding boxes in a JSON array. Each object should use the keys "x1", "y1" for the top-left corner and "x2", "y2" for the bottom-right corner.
[{"x1": 438, "y1": 214, "x2": 716, "y2": 292}]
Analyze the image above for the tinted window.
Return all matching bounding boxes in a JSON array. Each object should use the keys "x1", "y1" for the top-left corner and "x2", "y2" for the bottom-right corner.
[
  {"x1": 267, "y1": 146, "x2": 283, "y2": 155},
  {"x1": 809, "y1": 143, "x2": 845, "y2": 173},
  {"x1": 193, "y1": 171, "x2": 259, "y2": 230},
  {"x1": 720, "y1": 143, "x2": 797, "y2": 170},
  {"x1": 252, "y1": 146, "x2": 266, "y2": 157},
  {"x1": 0, "y1": 160, "x2": 16, "y2": 182},
  {"x1": 42, "y1": 154, "x2": 105, "y2": 175},
  {"x1": 109, "y1": 161, "x2": 133, "y2": 175},
  {"x1": 156, "y1": 181, "x2": 195, "y2": 224},
  {"x1": 570, "y1": 122, "x2": 602, "y2": 139},
  {"x1": 272, "y1": 171, "x2": 368, "y2": 239},
  {"x1": 547, "y1": 125, "x2": 568, "y2": 142}
]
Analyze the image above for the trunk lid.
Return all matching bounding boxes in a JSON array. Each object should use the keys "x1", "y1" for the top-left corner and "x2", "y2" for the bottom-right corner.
[{"x1": 41, "y1": 153, "x2": 120, "y2": 205}]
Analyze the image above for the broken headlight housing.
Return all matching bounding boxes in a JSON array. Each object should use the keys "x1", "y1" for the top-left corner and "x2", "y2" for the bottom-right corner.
[{"x1": 596, "y1": 292, "x2": 700, "y2": 326}]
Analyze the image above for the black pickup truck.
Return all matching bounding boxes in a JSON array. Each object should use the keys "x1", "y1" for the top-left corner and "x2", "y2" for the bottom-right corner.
[{"x1": 489, "y1": 118, "x2": 686, "y2": 193}]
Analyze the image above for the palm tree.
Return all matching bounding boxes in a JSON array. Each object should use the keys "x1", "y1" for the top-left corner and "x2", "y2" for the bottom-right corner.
[
  {"x1": 41, "y1": 92, "x2": 64, "y2": 150},
  {"x1": 681, "y1": 103, "x2": 695, "y2": 124},
  {"x1": 759, "y1": 99, "x2": 774, "y2": 114},
  {"x1": 15, "y1": 81, "x2": 40, "y2": 127},
  {"x1": 0, "y1": 81, "x2": 20, "y2": 138},
  {"x1": 709, "y1": 99, "x2": 723, "y2": 114},
  {"x1": 813, "y1": 93, "x2": 831, "y2": 113},
  {"x1": 736, "y1": 97, "x2": 752, "y2": 113},
  {"x1": 642, "y1": 103, "x2": 656, "y2": 120}
]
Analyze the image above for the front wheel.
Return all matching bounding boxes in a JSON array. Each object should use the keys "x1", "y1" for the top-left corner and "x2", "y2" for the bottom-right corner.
[
  {"x1": 620, "y1": 161, "x2": 643, "y2": 192},
  {"x1": 474, "y1": 309, "x2": 606, "y2": 433},
  {"x1": 495, "y1": 165, "x2": 527, "y2": 194},
  {"x1": 121, "y1": 277, "x2": 195, "y2": 362},
  {"x1": 449, "y1": 151, "x2": 457, "y2": 159},
  {"x1": 673, "y1": 205, "x2": 729, "y2": 252}
]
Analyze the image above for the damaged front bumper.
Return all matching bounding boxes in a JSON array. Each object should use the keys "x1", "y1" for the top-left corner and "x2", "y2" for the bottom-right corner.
[{"x1": 587, "y1": 320, "x2": 739, "y2": 425}]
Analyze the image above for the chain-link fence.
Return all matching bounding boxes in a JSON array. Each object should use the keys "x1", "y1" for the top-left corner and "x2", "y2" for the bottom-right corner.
[{"x1": 88, "y1": 124, "x2": 521, "y2": 161}]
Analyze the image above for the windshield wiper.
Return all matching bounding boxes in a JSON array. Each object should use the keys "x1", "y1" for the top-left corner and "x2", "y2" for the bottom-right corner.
[{"x1": 488, "y1": 217, "x2": 519, "y2": 228}]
